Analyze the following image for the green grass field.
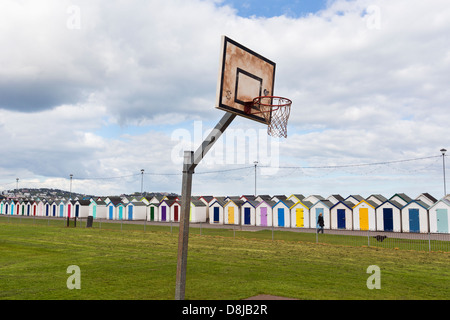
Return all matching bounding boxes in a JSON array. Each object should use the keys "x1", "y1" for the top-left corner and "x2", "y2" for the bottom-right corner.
[{"x1": 0, "y1": 220, "x2": 448, "y2": 300}]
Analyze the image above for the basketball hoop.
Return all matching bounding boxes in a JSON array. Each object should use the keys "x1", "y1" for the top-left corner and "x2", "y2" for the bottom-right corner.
[{"x1": 248, "y1": 96, "x2": 292, "y2": 138}]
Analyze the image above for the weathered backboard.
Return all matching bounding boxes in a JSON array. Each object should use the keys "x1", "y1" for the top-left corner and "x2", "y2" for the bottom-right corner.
[{"x1": 215, "y1": 36, "x2": 276, "y2": 124}]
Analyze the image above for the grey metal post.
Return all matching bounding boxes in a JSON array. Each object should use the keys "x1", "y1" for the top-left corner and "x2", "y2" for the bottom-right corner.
[
  {"x1": 175, "y1": 112, "x2": 236, "y2": 300},
  {"x1": 175, "y1": 151, "x2": 194, "y2": 301}
]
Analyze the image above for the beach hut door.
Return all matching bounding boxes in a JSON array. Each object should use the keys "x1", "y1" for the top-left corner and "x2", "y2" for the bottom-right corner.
[
  {"x1": 383, "y1": 208, "x2": 393, "y2": 231},
  {"x1": 261, "y1": 207, "x2": 267, "y2": 226},
  {"x1": 296, "y1": 208, "x2": 304, "y2": 227},
  {"x1": 359, "y1": 208, "x2": 369, "y2": 231},
  {"x1": 128, "y1": 206, "x2": 133, "y2": 220},
  {"x1": 337, "y1": 209, "x2": 346, "y2": 229},
  {"x1": 278, "y1": 208, "x2": 285, "y2": 227},
  {"x1": 409, "y1": 209, "x2": 420, "y2": 233},
  {"x1": 436, "y1": 209, "x2": 448, "y2": 233},
  {"x1": 109, "y1": 206, "x2": 113, "y2": 220},
  {"x1": 213, "y1": 207, "x2": 219, "y2": 223},
  {"x1": 244, "y1": 207, "x2": 251, "y2": 225},
  {"x1": 228, "y1": 207, "x2": 234, "y2": 224}
]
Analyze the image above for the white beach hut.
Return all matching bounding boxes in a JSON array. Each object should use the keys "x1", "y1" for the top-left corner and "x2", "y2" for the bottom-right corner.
[{"x1": 428, "y1": 198, "x2": 450, "y2": 233}]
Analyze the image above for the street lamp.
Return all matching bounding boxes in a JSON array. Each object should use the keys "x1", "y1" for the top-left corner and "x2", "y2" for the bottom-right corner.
[
  {"x1": 254, "y1": 161, "x2": 258, "y2": 196},
  {"x1": 141, "y1": 169, "x2": 145, "y2": 194},
  {"x1": 441, "y1": 149, "x2": 447, "y2": 196},
  {"x1": 69, "y1": 174, "x2": 73, "y2": 200}
]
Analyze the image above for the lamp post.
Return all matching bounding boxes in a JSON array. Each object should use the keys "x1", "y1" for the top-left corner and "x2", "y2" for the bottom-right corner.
[
  {"x1": 254, "y1": 161, "x2": 258, "y2": 196},
  {"x1": 141, "y1": 169, "x2": 145, "y2": 194},
  {"x1": 441, "y1": 149, "x2": 447, "y2": 196},
  {"x1": 69, "y1": 174, "x2": 73, "y2": 199}
]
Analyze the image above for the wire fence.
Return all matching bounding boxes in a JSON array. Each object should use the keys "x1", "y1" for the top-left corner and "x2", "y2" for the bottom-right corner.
[{"x1": 1, "y1": 215, "x2": 449, "y2": 253}]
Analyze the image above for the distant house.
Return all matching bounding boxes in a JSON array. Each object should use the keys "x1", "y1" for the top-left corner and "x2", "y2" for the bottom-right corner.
[
  {"x1": 375, "y1": 200, "x2": 403, "y2": 232},
  {"x1": 428, "y1": 198, "x2": 450, "y2": 233}
]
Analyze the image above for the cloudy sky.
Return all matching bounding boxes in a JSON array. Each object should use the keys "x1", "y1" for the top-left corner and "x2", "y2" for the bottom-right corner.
[{"x1": 0, "y1": 0, "x2": 449, "y2": 199}]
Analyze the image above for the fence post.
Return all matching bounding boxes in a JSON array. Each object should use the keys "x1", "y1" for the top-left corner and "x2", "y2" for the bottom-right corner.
[{"x1": 428, "y1": 232, "x2": 431, "y2": 252}]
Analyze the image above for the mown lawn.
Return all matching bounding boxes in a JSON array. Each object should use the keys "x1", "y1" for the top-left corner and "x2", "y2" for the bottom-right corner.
[{"x1": 0, "y1": 222, "x2": 448, "y2": 300}]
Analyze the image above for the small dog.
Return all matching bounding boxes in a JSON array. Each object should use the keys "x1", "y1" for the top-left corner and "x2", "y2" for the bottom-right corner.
[{"x1": 373, "y1": 235, "x2": 387, "y2": 242}]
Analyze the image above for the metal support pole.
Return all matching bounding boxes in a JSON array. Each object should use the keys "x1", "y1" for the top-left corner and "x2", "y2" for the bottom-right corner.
[{"x1": 175, "y1": 112, "x2": 236, "y2": 300}]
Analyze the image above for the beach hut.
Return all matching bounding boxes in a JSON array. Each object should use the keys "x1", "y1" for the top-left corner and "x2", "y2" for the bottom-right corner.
[
  {"x1": 170, "y1": 200, "x2": 181, "y2": 222},
  {"x1": 37, "y1": 200, "x2": 45, "y2": 217},
  {"x1": 125, "y1": 201, "x2": 147, "y2": 220},
  {"x1": 241, "y1": 200, "x2": 258, "y2": 226},
  {"x1": 255, "y1": 195, "x2": 272, "y2": 202},
  {"x1": 73, "y1": 200, "x2": 91, "y2": 218},
  {"x1": 57, "y1": 200, "x2": 65, "y2": 218},
  {"x1": 239, "y1": 195, "x2": 255, "y2": 202},
  {"x1": 327, "y1": 194, "x2": 345, "y2": 204},
  {"x1": 304, "y1": 195, "x2": 325, "y2": 204},
  {"x1": 290, "y1": 200, "x2": 313, "y2": 228},
  {"x1": 375, "y1": 200, "x2": 403, "y2": 232},
  {"x1": 209, "y1": 198, "x2": 226, "y2": 224},
  {"x1": 190, "y1": 200, "x2": 207, "y2": 223},
  {"x1": 158, "y1": 200, "x2": 172, "y2": 222},
  {"x1": 223, "y1": 199, "x2": 243, "y2": 225},
  {"x1": 310, "y1": 200, "x2": 333, "y2": 230},
  {"x1": 428, "y1": 198, "x2": 450, "y2": 233},
  {"x1": 401, "y1": 200, "x2": 429, "y2": 233},
  {"x1": 106, "y1": 198, "x2": 124, "y2": 220},
  {"x1": 147, "y1": 202, "x2": 159, "y2": 221},
  {"x1": 330, "y1": 201, "x2": 354, "y2": 230},
  {"x1": 272, "y1": 200, "x2": 293, "y2": 228},
  {"x1": 89, "y1": 199, "x2": 107, "y2": 219},
  {"x1": 255, "y1": 200, "x2": 276, "y2": 227},
  {"x1": 415, "y1": 193, "x2": 437, "y2": 207},
  {"x1": 287, "y1": 194, "x2": 305, "y2": 204},
  {"x1": 198, "y1": 196, "x2": 214, "y2": 206},
  {"x1": 389, "y1": 193, "x2": 412, "y2": 207},
  {"x1": 345, "y1": 195, "x2": 364, "y2": 206},
  {"x1": 0, "y1": 200, "x2": 4, "y2": 215},
  {"x1": 19, "y1": 200, "x2": 26, "y2": 216},
  {"x1": 352, "y1": 200, "x2": 377, "y2": 231},
  {"x1": 366, "y1": 194, "x2": 387, "y2": 206}
]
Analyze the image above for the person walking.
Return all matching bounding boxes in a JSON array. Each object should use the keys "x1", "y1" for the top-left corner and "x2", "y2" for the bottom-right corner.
[{"x1": 317, "y1": 213, "x2": 324, "y2": 234}]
